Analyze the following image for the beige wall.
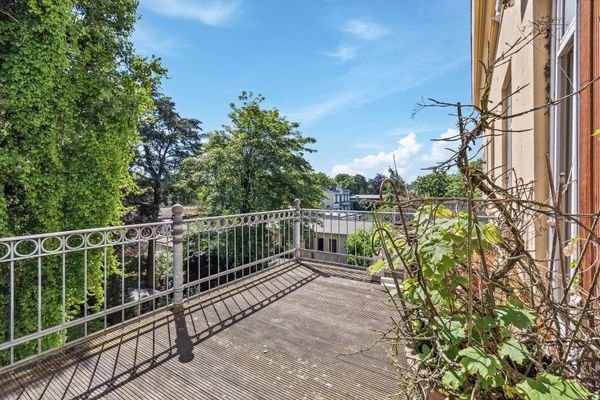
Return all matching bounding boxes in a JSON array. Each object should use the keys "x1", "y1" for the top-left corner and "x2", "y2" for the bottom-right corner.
[
  {"x1": 301, "y1": 234, "x2": 348, "y2": 264},
  {"x1": 474, "y1": 0, "x2": 551, "y2": 260}
]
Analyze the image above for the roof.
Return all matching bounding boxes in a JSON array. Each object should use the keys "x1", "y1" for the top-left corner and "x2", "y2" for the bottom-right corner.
[
  {"x1": 351, "y1": 195, "x2": 381, "y2": 200},
  {"x1": 312, "y1": 217, "x2": 375, "y2": 235}
]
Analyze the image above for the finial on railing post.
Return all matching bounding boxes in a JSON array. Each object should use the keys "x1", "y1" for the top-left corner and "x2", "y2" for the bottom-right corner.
[
  {"x1": 293, "y1": 199, "x2": 301, "y2": 260},
  {"x1": 172, "y1": 204, "x2": 184, "y2": 311}
]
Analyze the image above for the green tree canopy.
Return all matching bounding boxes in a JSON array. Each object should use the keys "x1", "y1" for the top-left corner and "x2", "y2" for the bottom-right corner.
[
  {"x1": 313, "y1": 172, "x2": 335, "y2": 191},
  {"x1": 413, "y1": 160, "x2": 484, "y2": 198},
  {"x1": 0, "y1": 0, "x2": 163, "y2": 363},
  {"x1": 334, "y1": 174, "x2": 370, "y2": 194},
  {"x1": 128, "y1": 91, "x2": 203, "y2": 222},
  {"x1": 368, "y1": 173, "x2": 387, "y2": 194},
  {"x1": 175, "y1": 92, "x2": 324, "y2": 214},
  {"x1": 412, "y1": 171, "x2": 449, "y2": 198}
]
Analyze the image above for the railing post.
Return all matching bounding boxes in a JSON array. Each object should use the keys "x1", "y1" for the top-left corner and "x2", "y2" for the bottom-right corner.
[
  {"x1": 172, "y1": 204, "x2": 184, "y2": 311},
  {"x1": 293, "y1": 199, "x2": 301, "y2": 259}
]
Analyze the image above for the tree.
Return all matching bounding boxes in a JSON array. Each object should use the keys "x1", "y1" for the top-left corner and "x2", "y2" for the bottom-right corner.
[
  {"x1": 0, "y1": 0, "x2": 162, "y2": 362},
  {"x1": 368, "y1": 173, "x2": 387, "y2": 194},
  {"x1": 349, "y1": 175, "x2": 369, "y2": 194},
  {"x1": 129, "y1": 92, "x2": 202, "y2": 222},
  {"x1": 346, "y1": 224, "x2": 387, "y2": 267},
  {"x1": 176, "y1": 92, "x2": 324, "y2": 214},
  {"x1": 313, "y1": 172, "x2": 335, "y2": 191},
  {"x1": 439, "y1": 160, "x2": 484, "y2": 198},
  {"x1": 333, "y1": 174, "x2": 352, "y2": 190},
  {"x1": 334, "y1": 174, "x2": 369, "y2": 194},
  {"x1": 446, "y1": 173, "x2": 466, "y2": 198},
  {"x1": 346, "y1": 228, "x2": 374, "y2": 267},
  {"x1": 412, "y1": 171, "x2": 449, "y2": 197},
  {"x1": 387, "y1": 167, "x2": 408, "y2": 194}
]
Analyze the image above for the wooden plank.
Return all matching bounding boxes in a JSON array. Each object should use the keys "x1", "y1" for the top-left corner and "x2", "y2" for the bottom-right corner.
[{"x1": 0, "y1": 263, "x2": 399, "y2": 399}]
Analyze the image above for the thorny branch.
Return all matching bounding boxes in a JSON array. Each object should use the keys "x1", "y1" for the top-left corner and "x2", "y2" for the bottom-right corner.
[{"x1": 370, "y1": 20, "x2": 600, "y2": 399}]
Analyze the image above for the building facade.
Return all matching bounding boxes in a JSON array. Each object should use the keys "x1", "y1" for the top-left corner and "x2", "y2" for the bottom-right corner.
[
  {"x1": 472, "y1": 0, "x2": 551, "y2": 262},
  {"x1": 472, "y1": 0, "x2": 599, "y2": 295},
  {"x1": 323, "y1": 188, "x2": 351, "y2": 210}
]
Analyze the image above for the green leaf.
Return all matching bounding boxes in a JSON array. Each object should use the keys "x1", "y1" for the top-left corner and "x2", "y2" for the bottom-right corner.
[
  {"x1": 442, "y1": 369, "x2": 465, "y2": 390},
  {"x1": 482, "y1": 223, "x2": 502, "y2": 244},
  {"x1": 516, "y1": 373, "x2": 593, "y2": 400},
  {"x1": 435, "y1": 206, "x2": 454, "y2": 219},
  {"x1": 458, "y1": 346, "x2": 501, "y2": 380},
  {"x1": 475, "y1": 316, "x2": 497, "y2": 330},
  {"x1": 430, "y1": 241, "x2": 453, "y2": 265},
  {"x1": 593, "y1": 128, "x2": 600, "y2": 137},
  {"x1": 445, "y1": 344, "x2": 459, "y2": 361},
  {"x1": 498, "y1": 337, "x2": 528, "y2": 365},
  {"x1": 429, "y1": 289, "x2": 449, "y2": 307},
  {"x1": 417, "y1": 344, "x2": 431, "y2": 361},
  {"x1": 433, "y1": 317, "x2": 466, "y2": 345},
  {"x1": 368, "y1": 258, "x2": 386, "y2": 276},
  {"x1": 496, "y1": 298, "x2": 537, "y2": 329}
]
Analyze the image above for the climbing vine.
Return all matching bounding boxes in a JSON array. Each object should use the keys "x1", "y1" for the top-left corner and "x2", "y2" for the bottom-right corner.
[{"x1": 0, "y1": 0, "x2": 163, "y2": 363}]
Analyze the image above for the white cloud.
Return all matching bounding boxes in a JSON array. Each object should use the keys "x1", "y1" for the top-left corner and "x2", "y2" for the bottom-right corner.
[
  {"x1": 324, "y1": 45, "x2": 357, "y2": 62},
  {"x1": 341, "y1": 19, "x2": 389, "y2": 40},
  {"x1": 133, "y1": 26, "x2": 184, "y2": 56},
  {"x1": 330, "y1": 132, "x2": 421, "y2": 176},
  {"x1": 385, "y1": 127, "x2": 435, "y2": 136},
  {"x1": 421, "y1": 128, "x2": 459, "y2": 162},
  {"x1": 331, "y1": 164, "x2": 360, "y2": 176},
  {"x1": 141, "y1": 0, "x2": 240, "y2": 26},
  {"x1": 287, "y1": 92, "x2": 361, "y2": 125}
]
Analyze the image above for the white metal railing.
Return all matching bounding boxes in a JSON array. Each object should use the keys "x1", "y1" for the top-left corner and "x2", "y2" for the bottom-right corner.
[
  {"x1": 298, "y1": 208, "x2": 406, "y2": 268},
  {"x1": 0, "y1": 201, "x2": 399, "y2": 373}
]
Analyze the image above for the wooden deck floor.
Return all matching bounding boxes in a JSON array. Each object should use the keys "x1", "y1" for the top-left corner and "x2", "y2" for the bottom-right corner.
[{"x1": 0, "y1": 262, "x2": 400, "y2": 399}]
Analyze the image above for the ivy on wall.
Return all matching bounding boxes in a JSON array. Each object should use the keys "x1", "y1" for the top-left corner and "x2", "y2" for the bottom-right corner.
[{"x1": 0, "y1": 0, "x2": 164, "y2": 363}]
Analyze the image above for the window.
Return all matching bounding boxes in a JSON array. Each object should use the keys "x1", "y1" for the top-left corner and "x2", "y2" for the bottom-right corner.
[
  {"x1": 329, "y1": 239, "x2": 337, "y2": 253},
  {"x1": 317, "y1": 238, "x2": 324, "y2": 251},
  {"x1": 562, "y1": 0, "x2": 576, "y2": 32},
  {"x1": 553, "y1": 0, "x2": 578, "y2": 230},
  {"x1": 550, "y1": 0, "x2": 578, "y2": 281}
]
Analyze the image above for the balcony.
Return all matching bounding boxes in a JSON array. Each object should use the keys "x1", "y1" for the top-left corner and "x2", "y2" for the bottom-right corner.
[{"x1": 0, "y1": 205, "x2": 401, "y2": 399}]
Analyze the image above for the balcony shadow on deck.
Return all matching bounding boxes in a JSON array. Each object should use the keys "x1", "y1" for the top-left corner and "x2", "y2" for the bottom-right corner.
[{"x1": 0, "y1": 262, "x2": 398, "y2": 400}]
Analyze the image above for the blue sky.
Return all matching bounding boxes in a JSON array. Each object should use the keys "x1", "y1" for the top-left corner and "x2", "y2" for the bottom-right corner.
[{"x1": 133, "y1": 0, "x2": 471, "y2": 182}]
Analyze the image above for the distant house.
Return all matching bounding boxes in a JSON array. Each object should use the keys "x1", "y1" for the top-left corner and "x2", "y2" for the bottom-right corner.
[
  {"x1": 323, "y1": 188, "x2": 351, "y2": 210},
  {"x1": 350, "y1": 194, "x2": 381, "y2": 210},
  {"x1": 303, "y1": 213, "x2": 375, "y2": 264}
]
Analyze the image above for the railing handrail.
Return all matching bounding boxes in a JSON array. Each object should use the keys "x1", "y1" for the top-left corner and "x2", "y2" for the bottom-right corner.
[
  {"x1": 0, "y1": 208, "x2": 407, "y2": 243},
  {"x1": 301, "y1": 208, "x2": 406, "y2": 214},
  {"x1": 0, "y1": 203, "x2": 412, "y2": 373},
  {"x1": 0, "y1": 220, "x2": 172, "y2": 243},
  {"x1": 184, "y1": 208, "x2": 296, "y2": 223}
]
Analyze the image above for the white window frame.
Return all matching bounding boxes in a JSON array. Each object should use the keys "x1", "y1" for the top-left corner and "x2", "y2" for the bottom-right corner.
[
  {"x1": 549, "y1": 0, "x2": 578, "y2": 294},
  {"x1": 550, "y1": 0, "x2": 578, "y2": 234}
]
